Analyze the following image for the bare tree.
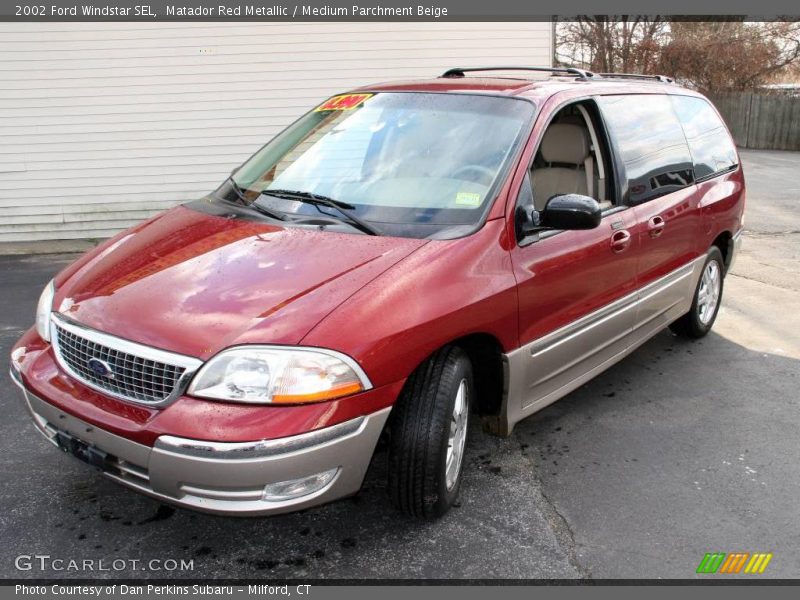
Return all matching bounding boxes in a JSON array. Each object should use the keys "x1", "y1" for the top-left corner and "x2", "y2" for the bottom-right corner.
[
  {"x1": 660, "y1": 21, "x2": 800, "y2": 93},
  {"x1": 555, "y1": 18, "x2": 800, "y2": 94},
  {"x1": 555, "y1": 16, "x2": 668, "y2": 73}
]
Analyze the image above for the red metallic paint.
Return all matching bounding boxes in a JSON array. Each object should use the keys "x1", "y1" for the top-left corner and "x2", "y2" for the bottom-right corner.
[
  {"x1": 302, "y1": 217, "x2": 519, "y2": 387},
  {"x1": 510, "y1": 210, "x2": 641, "y2": 345},
  {"x1": 498, "y1": 86, "x2": 744, "y2": 345},
  {"x1": 51, "y1": 205, "x2": 426, "y2": 359},
  {"x1": 14, "y1": 329, "x2": 404, "y2": 445},
  {"x1": 631, "y1": 186, "x2": 703, "y2": 286},
  {"x1": 697, "y1": 169, "x2": 746, "y2": 248},
  {"x1": 12, "y1": 77, "x2": 745, "y2": 449}
]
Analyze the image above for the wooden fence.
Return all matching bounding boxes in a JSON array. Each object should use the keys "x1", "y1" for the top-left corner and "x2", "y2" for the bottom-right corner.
[{"x1": 710, "y1": 91, "x2": 800, "y2": 151}]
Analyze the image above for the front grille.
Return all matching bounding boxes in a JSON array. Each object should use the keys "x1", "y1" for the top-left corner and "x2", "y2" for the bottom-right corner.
[{"x1": 53, "y1": 321, "x2": 191, "y2": 405}]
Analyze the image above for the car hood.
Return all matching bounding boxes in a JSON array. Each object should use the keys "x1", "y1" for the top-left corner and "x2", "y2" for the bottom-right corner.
[{"x1": 53, "y1": 205, "x2": 426, "y2": 359}]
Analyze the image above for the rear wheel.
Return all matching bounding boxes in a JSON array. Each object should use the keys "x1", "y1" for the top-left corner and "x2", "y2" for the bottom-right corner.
[
  {"x1": 670, "y1": 246, "x2": 725, "y2": 339},
  {"x1": 388, "y1": 346, "x2": 472, "y2": 518}
]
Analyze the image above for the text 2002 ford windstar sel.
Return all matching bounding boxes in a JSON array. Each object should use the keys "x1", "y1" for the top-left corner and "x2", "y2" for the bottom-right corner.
[{"x1": 11, "y1": 67, "x2": 744, "y2": 518}]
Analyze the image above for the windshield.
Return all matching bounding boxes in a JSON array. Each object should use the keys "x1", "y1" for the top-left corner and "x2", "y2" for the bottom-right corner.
[{"x1": 215, "y1": 92, "x2": 534, "y2": 239}]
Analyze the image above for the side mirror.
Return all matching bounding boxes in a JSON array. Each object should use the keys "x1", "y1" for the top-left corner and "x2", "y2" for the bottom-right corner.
[
  {"x1": 541, "y1": 194, "x2": 601, "y2": 230},
  {"x1": 515, "y1": 204, "x2": 541, "y2": 240}
]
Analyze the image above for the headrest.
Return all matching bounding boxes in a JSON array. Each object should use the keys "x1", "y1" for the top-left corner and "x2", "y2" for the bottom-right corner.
[
  {"x1": 540, "y1": 123, "x2": 590, "y2": 165},
  {"x1": 555, "y1": 114, "x2": 585, "y2": 125}
]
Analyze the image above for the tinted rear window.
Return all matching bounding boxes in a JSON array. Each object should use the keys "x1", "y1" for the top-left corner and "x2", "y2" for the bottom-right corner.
[
  {"x1": 598, "y1": 95, "x2": 695, "y2": 204},
  {"x1": 670, "y1": 95, "x2": 738, "y2": 180}
]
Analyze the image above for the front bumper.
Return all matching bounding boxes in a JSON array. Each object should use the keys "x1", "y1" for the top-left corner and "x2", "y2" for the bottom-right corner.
[{"x1": 10, "y1": 366, "x2": 389, "y2": 516}]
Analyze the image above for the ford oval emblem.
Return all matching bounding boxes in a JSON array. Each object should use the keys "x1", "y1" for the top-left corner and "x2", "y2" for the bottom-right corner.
[{"x1": 87, "y1": 358, "x2": 115, "y2": 379}]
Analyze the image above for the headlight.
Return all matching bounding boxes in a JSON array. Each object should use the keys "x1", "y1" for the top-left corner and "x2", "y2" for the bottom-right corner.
[
  {"x1": 35, "y1": 280, "x2": 55, "y2": 342},
  {"x1": 187, "y1": 346, "x2": 371, "y2": 404}
]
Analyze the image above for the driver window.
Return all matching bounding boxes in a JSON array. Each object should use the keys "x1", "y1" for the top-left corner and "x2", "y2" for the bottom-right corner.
[{"x1": 529, "y1": 103, "x2": 614, "y2": 212}]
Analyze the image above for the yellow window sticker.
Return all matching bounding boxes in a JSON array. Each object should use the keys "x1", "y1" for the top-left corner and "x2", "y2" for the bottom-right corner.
[
  {"x1": 455, "y1": 192, "x2": 482, "y2": 207},
  {"x1": 315, "y1": 93, "x2": 373, "y2": 111}
]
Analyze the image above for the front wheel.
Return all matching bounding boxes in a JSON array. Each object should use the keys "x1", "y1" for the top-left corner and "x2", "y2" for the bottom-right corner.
[
  {"x1": 388, "y1": 346, "x2": 472, "y2": 518},
  {"x1": 670, "y1": 246, "x2": 725, "y2": 339}
]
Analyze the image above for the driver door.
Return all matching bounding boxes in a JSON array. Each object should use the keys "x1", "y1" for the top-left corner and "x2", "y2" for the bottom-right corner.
[{"x1": 508, "y1": 102, "x2": 640, "y2": 415}]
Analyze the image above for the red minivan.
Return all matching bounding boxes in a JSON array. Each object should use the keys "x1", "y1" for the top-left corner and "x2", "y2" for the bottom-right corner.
[{"x1": 10, "y1": 67, "x2": 744, "y2": 519}]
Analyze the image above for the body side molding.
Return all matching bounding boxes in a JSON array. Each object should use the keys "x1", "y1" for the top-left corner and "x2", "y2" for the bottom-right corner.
[{"x1": 486, "y1": 254, "x2": 706, "y2": 436}]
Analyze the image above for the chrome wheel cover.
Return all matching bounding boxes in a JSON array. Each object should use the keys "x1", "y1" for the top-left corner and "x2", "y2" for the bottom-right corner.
[
  {"x1": 697, "y1": 260, "x2": 722, "y2": 325},
  {"x1": 445, "y1": 378, "x2": 469, "y2": 491}
]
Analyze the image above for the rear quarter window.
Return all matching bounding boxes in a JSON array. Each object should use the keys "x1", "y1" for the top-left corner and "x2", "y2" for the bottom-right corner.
[
  {"x1": 598, "y1": 94, "x2": 695, "y2": 205},
  {"x1": 670, "y1": 95, "x2": 739, "y2": 180}
]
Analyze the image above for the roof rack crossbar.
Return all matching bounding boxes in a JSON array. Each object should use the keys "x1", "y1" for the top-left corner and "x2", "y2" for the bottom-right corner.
[
  {"x1": 597, "y1": 72, "x2": 674, "y2": 83},
  {"x1": 441, "y1": 66, "x2": 596, "y2": 81}
]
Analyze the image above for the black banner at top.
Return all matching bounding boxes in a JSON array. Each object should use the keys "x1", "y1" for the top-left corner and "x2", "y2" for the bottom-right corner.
[{"x1": 3, "y1": 0, "x2": 800, "y2": 21}]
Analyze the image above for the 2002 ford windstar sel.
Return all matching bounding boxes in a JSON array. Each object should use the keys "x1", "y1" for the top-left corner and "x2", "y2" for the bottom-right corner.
[{"x1": 11, "y1": 66, "x2": 744, "y2": 518}]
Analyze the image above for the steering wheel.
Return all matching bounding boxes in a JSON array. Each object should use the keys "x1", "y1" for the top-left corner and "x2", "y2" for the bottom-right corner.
[{"x1": 451, "y1": 164, "x2": 495, "y2": 185}]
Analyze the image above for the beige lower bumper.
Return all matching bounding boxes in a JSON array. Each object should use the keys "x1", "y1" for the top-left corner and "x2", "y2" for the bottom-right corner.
[{"x1": 11, "y1": 367, "x2": 390, "y2": 516}]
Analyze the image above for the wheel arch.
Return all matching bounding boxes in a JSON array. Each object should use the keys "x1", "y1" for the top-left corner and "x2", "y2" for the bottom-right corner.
[
  {"x1": 711, "y1": 230, "x2": 733, "y2": 273},
  {"x1": 393, "y1": 332, "x2": 507, "y2": 422},
  {"x1": 449, "y1": 333, "x2": 506, "y2": 419}
]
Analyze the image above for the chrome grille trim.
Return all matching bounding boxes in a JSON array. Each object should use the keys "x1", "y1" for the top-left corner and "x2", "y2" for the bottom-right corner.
[{"x1": 50, "y1": 313, "x2": 203, "y2": 407}]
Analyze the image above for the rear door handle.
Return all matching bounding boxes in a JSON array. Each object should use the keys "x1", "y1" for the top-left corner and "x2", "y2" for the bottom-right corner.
[
  {"x1": 648, "y1": 215, "x2": 666, "y2": 238},
  {"x1": 610, "y1": 230, "x2": 631, "y2": 253}
]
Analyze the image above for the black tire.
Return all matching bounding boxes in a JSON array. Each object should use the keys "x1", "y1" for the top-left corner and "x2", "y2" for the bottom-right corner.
[
  {"x1": 670, "y1": 246, "x2": 725, "y2": 339},
  {"x1": 388, "y1": 346, "x2": 472, "y2": 518}
]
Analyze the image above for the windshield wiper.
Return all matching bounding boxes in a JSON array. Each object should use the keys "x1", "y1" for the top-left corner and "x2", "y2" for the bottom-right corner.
[
  {"x1": 215, "y1": 177, "x2": 286, "y2": 221},
  {"x1": 248, "y1": 201, "x2": 287, "y2": 221},
  {"x1": 263, "y1": 189, "x2": 381, "y2": 236},
  {"x1": 221, "y1": 176, "x2": 248, "y2": 204}
]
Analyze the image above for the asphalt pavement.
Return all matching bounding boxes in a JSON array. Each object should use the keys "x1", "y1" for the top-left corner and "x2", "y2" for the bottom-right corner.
[{"x1": 1, "y1": 149, "x2": 798, "y2": 580}]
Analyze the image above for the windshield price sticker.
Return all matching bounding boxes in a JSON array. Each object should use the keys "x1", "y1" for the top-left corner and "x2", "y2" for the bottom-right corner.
[
  {"x1": 315, "y1": 93, "x2": 373, "y2": 111},
  {"x1": 455, "y1": 192, "x2": 482, "y2": 207}
]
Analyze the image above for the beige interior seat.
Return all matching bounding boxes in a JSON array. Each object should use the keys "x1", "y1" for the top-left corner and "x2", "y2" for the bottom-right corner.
[
  {"x1": 532, "y1": 123, "x2": 592, "y2": 211},
  {"x1": 555, "y1": 113, "x2": 585, "y2": 126}
]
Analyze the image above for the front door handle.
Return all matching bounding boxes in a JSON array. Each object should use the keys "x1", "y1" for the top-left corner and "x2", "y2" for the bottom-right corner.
[
  {"x1": 648, "y1": 215, "x2": 666, "y2": 238},
  {"x1": 610, "y1": 230, "x2": 631, "y2": 253}
]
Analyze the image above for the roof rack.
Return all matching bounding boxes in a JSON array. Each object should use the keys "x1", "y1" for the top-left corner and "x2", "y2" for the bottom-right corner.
[
  {"x1": 440, "y1": 67, "x2": 675, "y2": 85},
  {"x1": 597, "y1": 72, "x2": 674, "y2": 83},
  {"x1": 441, "y1": 66, "x2": 597, "y2": 81}
]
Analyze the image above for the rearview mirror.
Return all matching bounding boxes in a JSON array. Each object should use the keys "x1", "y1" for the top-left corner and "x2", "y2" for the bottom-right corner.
[{"x1": 541, "y1": 194, "x2": 601, "y2": 230}]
